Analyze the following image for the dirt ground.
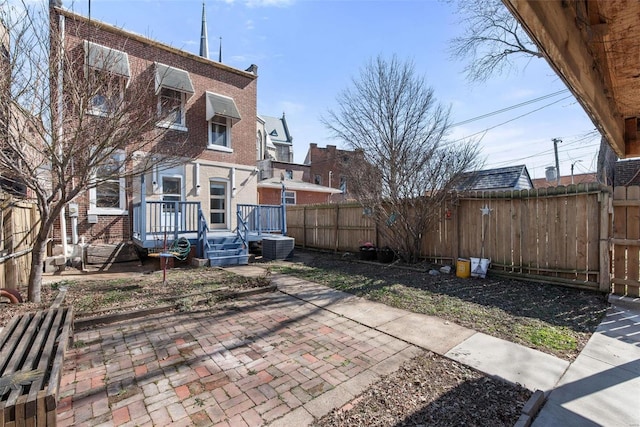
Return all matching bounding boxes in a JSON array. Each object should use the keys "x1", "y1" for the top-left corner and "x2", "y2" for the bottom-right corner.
[{"x1": 2, "y1": 251, "x2": 601, "y2": 425}]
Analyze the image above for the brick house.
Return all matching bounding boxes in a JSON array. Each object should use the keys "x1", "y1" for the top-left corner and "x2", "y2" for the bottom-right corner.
[
  {"x1": 51, "y1": 7, "x2": 261, "y2": 256},
  {"x1": 257, "y1": 160, "x2": 341, "y2": 205},
  {"x1": 304, "y1": 143, "x2": 364, "y2": 202}
]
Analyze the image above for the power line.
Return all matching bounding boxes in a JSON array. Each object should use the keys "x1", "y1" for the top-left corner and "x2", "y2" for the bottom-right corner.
[
  {"x1": 445, "y1": 95, "x2": 575, "y2": 146},
  {"x1": 450, "y1": 89, "x2": 570, "y2": 128}
]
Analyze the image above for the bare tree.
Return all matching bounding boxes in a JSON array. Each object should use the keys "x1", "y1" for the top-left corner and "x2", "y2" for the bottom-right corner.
[
  {"x1": 1, "y1": 1, "x2": 188, "y2": 302},
  {"x1": 448, "y1": 0, "x2": 543, "y2": 83},
  {"x1": 324, "y1": 55, "x2": 482, "y2": 263}
]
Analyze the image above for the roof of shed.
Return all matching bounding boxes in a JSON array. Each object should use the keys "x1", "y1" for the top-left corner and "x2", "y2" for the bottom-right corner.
[{"x1": 457, "y1": 165, "x2": 532, "y2": 190}]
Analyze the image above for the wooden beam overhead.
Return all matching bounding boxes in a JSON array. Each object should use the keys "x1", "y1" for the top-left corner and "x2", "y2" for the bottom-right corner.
[{"x1": 503, "y1": 0, "x2": 640, "y2": 159}]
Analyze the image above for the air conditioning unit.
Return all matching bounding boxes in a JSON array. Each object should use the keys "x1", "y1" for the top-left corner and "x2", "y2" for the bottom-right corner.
[{"x1": 262, "y1": 236, "x2": 294, "y2": 261}]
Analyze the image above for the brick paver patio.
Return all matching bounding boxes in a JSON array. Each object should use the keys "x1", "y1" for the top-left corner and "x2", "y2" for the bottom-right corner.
[{"x1": 57, "y1": 290, "x2": 418, "y2": 426}]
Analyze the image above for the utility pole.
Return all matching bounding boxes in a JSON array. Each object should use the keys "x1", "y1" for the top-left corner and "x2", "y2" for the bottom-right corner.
[{"x1": 552, "y1": 138, "x2": 562, "y2": 185}]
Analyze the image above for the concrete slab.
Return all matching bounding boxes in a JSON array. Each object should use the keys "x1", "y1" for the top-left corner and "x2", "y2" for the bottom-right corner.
[
  {"x1": 536, "y1": 353, "x2": 640, "y2": 427},
  {"x1": 377, "y1": 312, "x2": 476, "y2": 355},
  {"x1": 329, "y1": 299, "x2": 410, "y2": 328},
  {"x1": 304, "y1": 385, "x2": 357, "y2": 418},
  {"x1": 597, "y1": 305, "x2": 640, "y2": 345},
  {"x1": 445, "y1": 332, "x2": 569, "y2": 392},
  {"x1": 579, "y1": 333, "x2": 640, "y2": 375},
  {"x1": 268, "y1": 407, "x2": 314, "y2": 427},
  {"x1": 223, "y1": 265, "x2": 267, "y2": 277}
]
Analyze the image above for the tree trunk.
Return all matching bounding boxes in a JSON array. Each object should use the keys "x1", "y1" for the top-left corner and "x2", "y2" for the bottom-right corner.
[{"x1": 27, "y1": 233, "x2": 49, "y2": 303}]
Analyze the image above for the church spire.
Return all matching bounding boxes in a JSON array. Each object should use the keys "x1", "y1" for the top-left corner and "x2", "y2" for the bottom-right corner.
[{"x1": 199, "y1": 2, "x2": 209, "y2": 59}]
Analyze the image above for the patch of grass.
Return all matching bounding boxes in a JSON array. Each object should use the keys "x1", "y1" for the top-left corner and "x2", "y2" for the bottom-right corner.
[{"x1": 518, "y1": 325, "x2": 578, "y2": 351}]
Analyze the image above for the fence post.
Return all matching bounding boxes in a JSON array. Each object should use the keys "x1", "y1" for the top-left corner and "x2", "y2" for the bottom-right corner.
[
  {"x1": 599, "y1": 189, "x2": 612, "y2": 292},
  {"x1": 303, "y1": 206, "x2": 307, "y2": 248},
  {"x1": 334, "y1": 204, "x2": 339, "y2": 252}
]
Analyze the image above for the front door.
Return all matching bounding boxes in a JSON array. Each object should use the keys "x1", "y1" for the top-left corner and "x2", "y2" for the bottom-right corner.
[
  {"x1": 209, "y1": 180, "x2": 228, "y2": 230},
  {"x1": 161, "y1": 176, "x2": 182, "y2": 231}
]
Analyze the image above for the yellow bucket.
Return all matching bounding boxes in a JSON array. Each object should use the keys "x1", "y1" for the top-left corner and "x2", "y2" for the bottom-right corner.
[{"x1": 456, "y1": 258, "x2": 471, "y2": 278}]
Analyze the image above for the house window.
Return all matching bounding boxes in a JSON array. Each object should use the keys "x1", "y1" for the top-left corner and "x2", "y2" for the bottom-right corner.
[
  {"x1": 257, "y1": 131, "x2": 262, "y2": 160},
  {"x1": 284, "y1": 191, "x2": 296, "y2": 205},
  {"x1": 314, "y1": 175, "x2": 322, "y2": 185},
  {"x1": 339, "y1": 176, "x2": 347, "y2": 193},
  {"x1": 88, "y1": 70, "x2": 125, "y2": 116},
  {"x1": 210, "y1": 181, "x2": 227, "y2": 229},
  {"x1": 285, "y1": 169, "x2": 293, "y2": 180},
  {"x1": 158, "y1": 88, "x2": 185, "y2": 127},
  {"x1": 209, "y1": 115, "x2": 230, "y2": 149},
  {"x1": 89, "y1": 151, "x2": 126, "y2": 215}
]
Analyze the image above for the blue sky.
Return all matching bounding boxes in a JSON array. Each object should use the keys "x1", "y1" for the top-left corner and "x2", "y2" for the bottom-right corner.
[{"x1": 64, "y1": 0, "x2": 600, "y2": 180}]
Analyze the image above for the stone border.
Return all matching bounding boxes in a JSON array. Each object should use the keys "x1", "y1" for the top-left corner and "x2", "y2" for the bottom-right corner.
[
  {"x1": 514, "y1": 389, "x2": 546, "y2": 427},
  {"x1": 74, "y1": 285, "x2": 276, "y2": 330}
]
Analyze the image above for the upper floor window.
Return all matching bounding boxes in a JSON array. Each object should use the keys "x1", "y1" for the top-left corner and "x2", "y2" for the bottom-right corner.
[
  {"x1": 205, "y1": 91, "x2": 241, "y2": 152},
  {"x1": 314, "y1": 174, "x2": 322, "y2": 185},
  {"x1": 285, "y1": 169, "x2": 293, "y2": 180},
  {"x1": 155, "y1": 62, "x2": 194, "y2": 131},
  {"x1": 158, "y1": 88, "x2": 185, "y2": 127},
  {"x1": 340, "y1": 176, "x2": 347, "y2": 193},
  {"x1": 88, "y1": 69, "x2": 125, "y2": 115},
  {"x1": 84, "y1": 41, "x2": 130, "y2": 116},
  {"x1": 210, "y1": 115, "x2": 229, "y2": 148}
]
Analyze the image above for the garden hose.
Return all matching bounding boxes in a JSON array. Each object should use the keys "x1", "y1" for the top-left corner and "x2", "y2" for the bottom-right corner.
[{"x1": 168, "y1": 237, "x2": 191, "y2": 261}]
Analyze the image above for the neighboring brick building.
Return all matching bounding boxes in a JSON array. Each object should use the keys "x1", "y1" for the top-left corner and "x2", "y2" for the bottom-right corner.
[
  {"x1": 304, "y1": 143, "x2": 363, "y2": 202},
  {"x1": 614, "y1": 159, "x2": 640, "y2": 186},
  {"x1": 256, "y1": 159, "x2": 340, "y2": 205},
  {"x1": 51, "y1": 7, "x2": 260, "y2": 248}
]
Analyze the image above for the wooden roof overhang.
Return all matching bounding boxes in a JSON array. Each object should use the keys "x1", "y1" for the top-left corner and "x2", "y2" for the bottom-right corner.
[{"x1": 503, "y1": 0, "x2": 640, "y2": 157}]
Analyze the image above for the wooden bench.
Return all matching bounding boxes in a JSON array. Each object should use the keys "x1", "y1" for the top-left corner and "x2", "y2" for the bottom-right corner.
[{"x1": 0, "y1": 302, "x2": 74, "y2": 427}]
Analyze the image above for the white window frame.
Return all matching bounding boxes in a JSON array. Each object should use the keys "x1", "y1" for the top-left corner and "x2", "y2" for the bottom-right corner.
[
  {"x1": 284, "y1": 190, "x2": 296, "y2": 205},
  {"x1": 207, "y1": 115, "x2": 233, "y2": 153},
  {"x1": 88, "y1": 151, "x2": 127, "y2": 216},
  {"x1": 87, "y1": 70, "x2": 126, "y2": 117},
  {"x1": 156, "y1": 87, "x2": 188, "y2": 132}
]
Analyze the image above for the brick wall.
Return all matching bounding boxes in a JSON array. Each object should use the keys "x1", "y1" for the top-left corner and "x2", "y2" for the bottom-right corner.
[
  {"x1": 258, "y1": 187, "x2": 330, "y2": 205},
  {"x1": 615, "y1": 159, "x2": 640, "y2": 186}
]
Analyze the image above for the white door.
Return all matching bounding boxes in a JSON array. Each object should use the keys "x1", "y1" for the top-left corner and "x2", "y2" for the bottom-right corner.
[
  {"x1": 161, "y1": 176, "x2": 182, "y2": 231},
  {"x1": 209, "y1": 181, "x2": 228, "y2": 230}
]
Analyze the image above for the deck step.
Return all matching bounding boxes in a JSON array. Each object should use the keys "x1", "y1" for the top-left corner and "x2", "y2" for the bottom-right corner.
[
  {"x1": 208, "y1": 254, "x2": 250, "y2": 267},
  {"x1": 207, "y1": 249, "x2": 244, "y2": 258}
]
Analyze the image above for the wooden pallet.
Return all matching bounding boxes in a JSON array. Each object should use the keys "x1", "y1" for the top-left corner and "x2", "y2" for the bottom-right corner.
[{"x1": 0, "y1": 305, "x2": 74, "y2": 427}]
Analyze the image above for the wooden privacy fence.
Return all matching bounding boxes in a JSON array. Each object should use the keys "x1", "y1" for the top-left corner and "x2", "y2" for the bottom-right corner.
[
  {"x1": 286, "y1": 183, "x2": 612, "y2": 292},
  {"x1": 611, "y1": 186, "x2": 640, "y2": 297},
  {"x1": 0, "y1": 196, "x2": 39, "y2": 289}
]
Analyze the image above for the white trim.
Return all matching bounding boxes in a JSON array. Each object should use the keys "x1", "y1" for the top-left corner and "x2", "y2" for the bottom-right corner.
[
  {"x1": 207, "y1": 145, "x2": 233, "y2": 153},
  {"x1": 155, "y1": 121, "x2": 188, "y2": 132}
]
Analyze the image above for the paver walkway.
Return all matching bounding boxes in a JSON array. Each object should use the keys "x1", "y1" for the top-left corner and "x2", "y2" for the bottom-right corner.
[{"x1": 57, "y1": 285, "x2": 420, "y2": 426}]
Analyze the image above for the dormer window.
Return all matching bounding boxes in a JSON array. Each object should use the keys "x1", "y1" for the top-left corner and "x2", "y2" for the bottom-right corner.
[{"x1": 155, "y1": 62, "x2": 194, "y2": 131}]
